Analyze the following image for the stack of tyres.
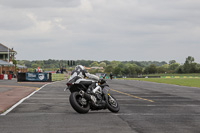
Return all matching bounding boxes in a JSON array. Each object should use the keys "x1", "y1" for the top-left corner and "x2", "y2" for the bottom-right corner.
[
  {"x1": 8, "y1": 74, "x2": 12, "y2": 80},
  {"x1": 4, "y1": 74, "x2": 8, "y2": 80},
  {"x1": 0, "y1": 74, "x2": 3, "y2": 80}
]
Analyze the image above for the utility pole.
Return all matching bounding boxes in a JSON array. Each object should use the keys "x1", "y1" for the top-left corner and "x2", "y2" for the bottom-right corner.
[{"x1": 7, "y1": 46, "x2": 9, "y2": 62}]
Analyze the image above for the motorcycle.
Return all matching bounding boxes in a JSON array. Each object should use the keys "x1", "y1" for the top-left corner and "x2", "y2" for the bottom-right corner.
[{"x1": 65, "y1": 77, "x2": 120, "y2": 114}]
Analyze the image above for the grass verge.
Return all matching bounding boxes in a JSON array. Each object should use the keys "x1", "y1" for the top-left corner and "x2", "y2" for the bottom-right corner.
[{"x1": 120, "y1": 78, "x2": 200, "y2": 88}]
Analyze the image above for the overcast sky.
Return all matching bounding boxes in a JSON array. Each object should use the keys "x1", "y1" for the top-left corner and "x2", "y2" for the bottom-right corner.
[{"x1": 0, "y1": 0, "x2": 200, "y2": 63}]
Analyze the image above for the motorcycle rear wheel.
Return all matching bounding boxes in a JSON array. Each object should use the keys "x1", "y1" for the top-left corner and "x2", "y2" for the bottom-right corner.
[
  {"x1": 106, "y1": 95, "x2": 120, "y2": 113},
  {"x1": 69, "y1": 92, "x2": 90, "y2": 114}
]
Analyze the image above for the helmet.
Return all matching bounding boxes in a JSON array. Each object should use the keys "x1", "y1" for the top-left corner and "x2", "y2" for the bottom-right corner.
[
  {"x1": 75, "y1": 65, "x2": 87, "y2": 78},
  {"x1": 75, "y1": 65, "x2": 85, "y2": 71}
]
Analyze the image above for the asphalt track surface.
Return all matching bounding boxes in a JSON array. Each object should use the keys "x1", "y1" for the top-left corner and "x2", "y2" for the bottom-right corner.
[{"x1": 1, "y1": 79, "x2": 200, "y2": 133}]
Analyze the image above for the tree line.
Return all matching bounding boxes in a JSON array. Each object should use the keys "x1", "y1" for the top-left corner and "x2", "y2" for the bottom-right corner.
[{"x1": 17, "y1": 56, "x2": 200, "y2": 77}]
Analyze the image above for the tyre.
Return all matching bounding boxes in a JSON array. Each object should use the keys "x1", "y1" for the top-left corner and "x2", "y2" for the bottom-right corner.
[
  {"x1": 106, "y1": 95, "x2": 120, "y2": 113},
  {"x1": 69, "y1": 92, "x2": 90, "y2": 114}
]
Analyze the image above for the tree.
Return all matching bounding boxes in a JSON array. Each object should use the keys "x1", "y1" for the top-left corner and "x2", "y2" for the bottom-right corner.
[
  {"x1": 162, "y1": 64, "x2": 169, "y2": 69},
  {"x1": 190, "y1": 63, "x2": 198, "y2": 73},
  {"x1": 157, "y1": 66, "x2": 167, "y2": 73},
  {"x1": 122, "y1": 67, "x2": 130, "y2": 76},
  {"x1": 195, "y1": 64, "x2": 200, "y2": 73},
  {"x1": 177, "y1": 65, "x2": 184, "y2": 73},
  {"x1": 90, "y1": 61, "x2": 99, "y2": 67},
  {"x1": 129, "y1": 65, "x2": 137, "y2": 75},
  {"x1": 185, "y1": 56, "x2": 194, "y2": 64},
  {"x1": 110, "y1": 61, "x2": 121, "y2": 68},
  {"x1": 88, "y1": 69, "x2": 98, "y2": 74},
  {"x1": 169, "y1": 60, "x2": 176, "y2": 65},
  {"x1": 121, "y1": 64, "x2": 131, "y2": 76},
  {"x1": 144, "y1": 64, "x2": 157, "y2": 74},
  {"x1": 183, "y1": 56, "x2": 196, "y2": 73},
  {"x1": 105, "y1": 65, "x2": 114, "y2": 73},
  {"x1": 12, "y1": 59, "x2": 17, "y2": 74},
  {"x1": 31, "y1": 63, "x2": 39, "y2": 69},
  {"x1": 113, "y1": 67, "x2": 123, "y2": 77},
  {"x1": 99, "y1": 62, "x2": 106, "y2": 67},
  {"x1": 169, "y1": 63, "x2": 180, "y2": 71},
  {"x1": 135, "y1": 66, "x2": 143, "y2": 74}
]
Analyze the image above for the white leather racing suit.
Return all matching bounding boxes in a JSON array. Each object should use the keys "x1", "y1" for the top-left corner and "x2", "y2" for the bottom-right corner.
[{"x1": 68, "y1": 65, "x2": 99, "y2": 83}]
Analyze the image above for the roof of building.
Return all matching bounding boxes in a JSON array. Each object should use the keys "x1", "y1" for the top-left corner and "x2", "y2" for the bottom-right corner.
[
  {"x1": 0, "y1": 60, "x2": 27, "y2": 68},
  {"x1": 17, "y1": 64, "x2": 27, "y2": 68},
  {"x1": 91, "y1": 67, "x2": 104, "y2": 69},
  {"x1": 84, "y1": 66, "x2": 91, "y2": 70},
  {"x1": 0, "y1": 43, "x2": 16, "y2": 53},
  {"x1": 0, "y1": 60, "x2": 14, "y2": 66}
]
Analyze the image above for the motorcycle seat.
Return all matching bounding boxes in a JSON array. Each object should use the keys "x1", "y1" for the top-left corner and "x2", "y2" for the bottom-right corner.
[{"x1": 79, "y1": 81, "x2": 93, "y2": 86}]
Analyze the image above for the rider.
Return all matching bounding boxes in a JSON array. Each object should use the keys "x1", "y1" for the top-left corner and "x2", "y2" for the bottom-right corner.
[{"x1": 68, "y1": 65, "x2": 99, "y2": 91}]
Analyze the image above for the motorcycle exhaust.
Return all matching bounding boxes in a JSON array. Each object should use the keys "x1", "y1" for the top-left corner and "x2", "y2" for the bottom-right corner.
[
  {"x1": 79, "y1": 91, "x2": 97, "y2": 103},
  {"x1": 79, "y1": 91, "x2": 91, "y2": 100}
]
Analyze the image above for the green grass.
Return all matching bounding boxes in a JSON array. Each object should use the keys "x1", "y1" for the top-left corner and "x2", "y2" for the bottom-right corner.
[
  {"x1": 52, "y1": 73, "x2": 65, "y2": 81},
  {"x1": 143, "y1": 73, "x2": 200, "y2": 76},
  {"x1": 120, "y1": 78, "x2": 200, "y2": 88}
]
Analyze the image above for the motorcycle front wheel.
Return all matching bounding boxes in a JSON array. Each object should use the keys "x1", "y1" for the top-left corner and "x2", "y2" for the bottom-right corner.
[
  {"x1": 106, "y1": 94, "x2": 120, "y2": 113},
  {"x1": 69, "y1": 92, "x2": 90, "y2": 114}
]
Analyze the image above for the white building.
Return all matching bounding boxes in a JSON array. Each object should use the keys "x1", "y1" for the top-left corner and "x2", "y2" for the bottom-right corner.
[{"x1": 0, "y1": 43, "x2": 17, "y2": 62}]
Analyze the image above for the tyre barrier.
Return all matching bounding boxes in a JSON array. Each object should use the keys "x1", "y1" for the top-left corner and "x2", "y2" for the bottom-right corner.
[{"x1": 0, "y1": 74, "x2": 3, "y2": 80}]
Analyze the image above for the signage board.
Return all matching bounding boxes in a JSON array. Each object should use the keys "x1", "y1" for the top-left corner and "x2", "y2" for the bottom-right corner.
[{"x1": 26, "y1": 73, "x2": 47, "y2": 81}]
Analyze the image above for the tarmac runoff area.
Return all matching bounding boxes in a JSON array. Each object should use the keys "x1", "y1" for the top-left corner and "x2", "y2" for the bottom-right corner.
[{"x1": 0, "y1": 79, "x2": 48, "y2": 114}]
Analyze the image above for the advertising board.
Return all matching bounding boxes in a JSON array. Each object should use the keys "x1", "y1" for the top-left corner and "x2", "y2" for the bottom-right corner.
[{"x1": 25, "y1": 73, "x2": 48, "y2": 81}]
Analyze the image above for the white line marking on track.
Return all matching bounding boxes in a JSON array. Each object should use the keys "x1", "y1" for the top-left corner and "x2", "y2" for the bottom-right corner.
[{"x1": 0, "y1": 82, "x2": 57, "y2": 116}]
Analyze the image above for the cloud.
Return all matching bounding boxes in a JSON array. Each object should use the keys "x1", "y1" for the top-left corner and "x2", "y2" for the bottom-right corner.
[
  {"x1": 0, "y1": 0, "x2": 81, "y2": 8},
  {"x1": 0, "y1": 0, "x2": 200, "y2": 63},
  {"x1": 26, "y1": 13, "x2": 53, "y2": 32},
  {"x1": 0, "y1": 7, "x2": 33, "y2": 30}
]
